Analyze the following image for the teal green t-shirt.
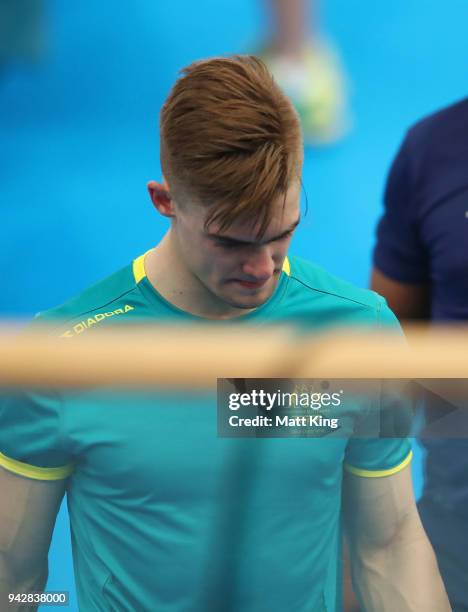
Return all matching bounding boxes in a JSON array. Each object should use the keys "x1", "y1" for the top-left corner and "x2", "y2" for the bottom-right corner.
[{"x1": 0, "y1": 253, "x2": 411, "y2": 612}]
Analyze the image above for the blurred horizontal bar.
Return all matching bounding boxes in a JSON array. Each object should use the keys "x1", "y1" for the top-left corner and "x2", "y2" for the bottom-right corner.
[{"x1": 0, "y1": 324, "x2": 468, "y2": 387}]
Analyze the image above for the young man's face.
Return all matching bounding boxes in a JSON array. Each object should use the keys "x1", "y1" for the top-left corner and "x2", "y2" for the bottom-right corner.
[{"x1": 172, "y1": 181, "x2": 301, "y2": 311}]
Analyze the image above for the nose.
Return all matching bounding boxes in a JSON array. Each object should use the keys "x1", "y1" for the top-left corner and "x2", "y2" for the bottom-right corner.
[{"x1": 241, "y1": 246, "x2": 275, "y2": 280}]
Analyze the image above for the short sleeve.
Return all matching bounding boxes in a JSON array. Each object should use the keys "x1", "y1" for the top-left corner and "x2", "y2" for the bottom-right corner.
[
  {"x1": 377, "y1": 295, "x2": 403, "y2": 331},
  {"x1": 344, "y1": 437, "x2": 412, "y2": 478},
  {"x1": 0, "y1": 389, "x2": 74, "y2": 480},
  {"x1": 373, "y1": 132, "x2": 430, "y2": 283},
  {"x1": 344, "y1": 298, "x2": 412, "y2": 477}
]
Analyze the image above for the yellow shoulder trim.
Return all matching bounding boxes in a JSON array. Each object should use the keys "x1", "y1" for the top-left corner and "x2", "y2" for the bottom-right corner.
[
  {"x1": 344, "y1": 450, "x2": 413, "y2": 478},
  {"x1": 0, "y1": 451, "x2": 74, "y2": 481},
  {"x1": 135, "y1": 251, "x2": 289, "y2": 281},
  {"x1": 133, "y1": 252, "x2": 147, "y2": 283}
]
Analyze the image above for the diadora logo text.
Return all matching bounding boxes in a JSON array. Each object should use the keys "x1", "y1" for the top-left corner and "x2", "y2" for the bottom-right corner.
[{"x1": 60, "y1": 304, "x2": 135, "y2": 338}]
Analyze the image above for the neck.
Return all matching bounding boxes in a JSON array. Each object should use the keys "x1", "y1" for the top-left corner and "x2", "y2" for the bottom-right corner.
[{"x1": 145, "y1": 231, "x2": 256, "y2": 320}]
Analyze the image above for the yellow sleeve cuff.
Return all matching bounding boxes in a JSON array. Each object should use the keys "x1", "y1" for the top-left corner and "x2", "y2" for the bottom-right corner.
[
  {"x1": 344, "y1": 450, "x2": 413, "y2": 478},
  {"x1": 0, "y1": 451, "x2": 74, "y2": 481}
]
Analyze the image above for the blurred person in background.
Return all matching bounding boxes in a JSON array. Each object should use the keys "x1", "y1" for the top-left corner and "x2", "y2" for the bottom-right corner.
[
  {"x1": 0, "y1": 0, "x2": 44, "y2": 71},
  {"x1": 371, "y1": 97, "x2": 468, "y2": 612},
  {"x1": 261, "y1": 0, "x2": 349, "y2": 144}
]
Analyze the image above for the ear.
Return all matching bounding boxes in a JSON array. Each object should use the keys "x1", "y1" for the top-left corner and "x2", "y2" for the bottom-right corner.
[{"x1": 147, "y1": 179, "x2": 174, "y2": 217}]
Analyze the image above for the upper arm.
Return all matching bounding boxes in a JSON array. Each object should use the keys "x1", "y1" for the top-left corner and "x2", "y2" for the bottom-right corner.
[
  {"x1": 0, "y1": 388, "x2": 73, "y2": 581},
  {"x1": 343, "y1": 448, "x2": 451, "y2": 610},
  {"x1": 343, "y1": 421, "x2": 414, "y2": 548},
  {"x1": 0, "y1": 467, "x2": 66, "y2": 580},
  {"x1": 342, "y1": 464, "x2": 419, "y2": 550},
  {"x1": 371, "y1": 267, "x2": 430, "y2": 321}
]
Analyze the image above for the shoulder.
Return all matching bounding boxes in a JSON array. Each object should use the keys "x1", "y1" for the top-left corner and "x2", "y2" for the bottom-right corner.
[
  {"x1": 286, "y1": 256, "x2": 397, "y2": 327},
  {"x1": 405, "y1": 97, "x2": 468, "y2": 153},
  {"x1": 34, "y1": 258, "x2": 142, "y2": 337}
]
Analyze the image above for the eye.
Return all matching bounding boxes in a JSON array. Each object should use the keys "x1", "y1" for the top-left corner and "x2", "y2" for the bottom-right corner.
[
  {"x1": 277, "y1": 231, "x2": 294, "y2": 242},
  {"x1": 215, "y1": 240, "x2": 242, "y2": 249},
  {"x1": 214, "y1": 230, "x2": 294, "y2": 249}
]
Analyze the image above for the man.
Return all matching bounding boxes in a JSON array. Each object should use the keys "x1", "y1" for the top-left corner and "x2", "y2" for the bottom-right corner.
[
  {"x1": 372, "y1": 97, "x2": 468, "y2": 612},
  {"x1": 0, "y1": 56, "x2": 449, "y2": 611}
]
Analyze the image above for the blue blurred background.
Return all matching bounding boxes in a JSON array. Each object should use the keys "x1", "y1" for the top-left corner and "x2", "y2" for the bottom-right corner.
[{"x1": 2, "y1": 1, "x2": 468, "y2": 609}]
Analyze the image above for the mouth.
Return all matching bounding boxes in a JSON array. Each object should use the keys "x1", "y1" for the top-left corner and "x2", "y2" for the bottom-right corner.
[{"x1": 232, "y1": 279, "x2": 270, "y2": 289}]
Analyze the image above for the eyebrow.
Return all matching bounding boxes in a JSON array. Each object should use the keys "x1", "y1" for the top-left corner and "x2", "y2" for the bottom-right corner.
[{"x1": 207, "y1": 217, "x2": 301, "y2": 246}]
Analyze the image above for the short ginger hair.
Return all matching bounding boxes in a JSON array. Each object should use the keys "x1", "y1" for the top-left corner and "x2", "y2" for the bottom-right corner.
[{"x1": 159, "y1": 55, "x2": 303, "y2": 237}]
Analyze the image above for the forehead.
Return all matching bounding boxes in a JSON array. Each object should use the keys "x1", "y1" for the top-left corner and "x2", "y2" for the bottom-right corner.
[{"x1": 193, "y1": 181, "x2": 301, "y2": 240}]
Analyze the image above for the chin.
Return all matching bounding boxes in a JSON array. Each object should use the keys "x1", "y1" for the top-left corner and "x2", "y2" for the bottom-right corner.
[
  {"x1": 231, "y1": 298, "x2": 268, "y2": 310},
  {"x1": 225, "y1": 288, "x2": 274, "y2": 310}
]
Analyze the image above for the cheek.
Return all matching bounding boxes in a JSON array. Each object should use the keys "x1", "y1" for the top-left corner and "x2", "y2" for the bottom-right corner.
[
  {"x1": 208, "y1": 248, "x2": 243, "y2": 277},
  {"x1": 274, "y1": 238, "x2": 292, "y2": 261},
  {"x1": 197, "y1": 244, "x2": 228, "y2": 274}
]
